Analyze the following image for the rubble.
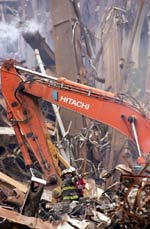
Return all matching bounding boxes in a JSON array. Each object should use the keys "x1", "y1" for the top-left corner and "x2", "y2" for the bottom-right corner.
[
  {"x1": 0, "y1": 1, "x2": 150, "y2": 228},
  {"x1": 0, "y1": 160, "x2": 149, "y2": 228}
]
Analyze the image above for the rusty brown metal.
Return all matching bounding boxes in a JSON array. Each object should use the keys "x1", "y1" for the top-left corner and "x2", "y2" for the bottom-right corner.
[{"x1": 116, "y1": 163, "x2": 150, "y2": 224}]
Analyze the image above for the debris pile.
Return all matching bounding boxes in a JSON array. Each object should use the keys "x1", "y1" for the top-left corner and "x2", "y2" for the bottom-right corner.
[
  {"x1": 0, "y1": 1, "x2": 150, "y2": 228},
  {"x1": 0, "y1": 160, "x2": 149, "y2": 228}
]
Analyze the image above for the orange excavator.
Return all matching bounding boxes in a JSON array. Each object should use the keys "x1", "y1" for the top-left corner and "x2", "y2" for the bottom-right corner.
[{"x1": 1, "y1": 59, "x2": 149, "y2": 183}]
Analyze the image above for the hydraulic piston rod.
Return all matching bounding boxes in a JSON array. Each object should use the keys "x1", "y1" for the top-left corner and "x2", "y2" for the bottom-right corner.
[
  {"x1": 14, "y1": 65, "x2": 57, "y2": 81},
  {"x1": 128, "y1": 116, "x2": 142, "y2": 157}
]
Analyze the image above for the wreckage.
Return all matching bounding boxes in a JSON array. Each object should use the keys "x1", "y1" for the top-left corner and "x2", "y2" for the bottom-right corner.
[
  {"x1": 0, "y1": 0, "x2": 150, "y2": 228},
  {"x1": 0, "y1": 60, "x2": 149, "y2": 228}
]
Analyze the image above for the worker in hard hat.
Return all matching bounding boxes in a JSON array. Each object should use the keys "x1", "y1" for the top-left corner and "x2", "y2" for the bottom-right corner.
[{"x1": 61, "y1": 167, "x2": 84, "y2": 201}]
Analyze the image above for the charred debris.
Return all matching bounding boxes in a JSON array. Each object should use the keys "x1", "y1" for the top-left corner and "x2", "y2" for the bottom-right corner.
[{"x1": 0, "y1": 0, "x2": 150, "y2": 228}]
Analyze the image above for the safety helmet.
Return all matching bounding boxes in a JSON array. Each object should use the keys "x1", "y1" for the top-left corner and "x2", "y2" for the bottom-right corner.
[
  {"x1": 61, "y1": 169, "x2": 69, "y2": 177},
  {"x1": 61, "y1": 167, "x2": 76, "y2": 177},
  {"x1": 68, "y1": 166, "x2": 76, "y2": 173}
]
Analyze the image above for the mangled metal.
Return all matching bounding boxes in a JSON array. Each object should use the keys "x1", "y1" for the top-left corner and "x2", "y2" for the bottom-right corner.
[
  {"x1": 0, "y1": 160, "x2": 149, "y2": 228},
  {"x1": 0, "y1": 1, "x2": 150, "y2": 228}
]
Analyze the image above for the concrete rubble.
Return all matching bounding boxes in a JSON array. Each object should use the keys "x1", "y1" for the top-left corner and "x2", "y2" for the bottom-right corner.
[
  {"x1": 0, "y1": 159, "x2": 149, "y2": 228},
  {"x1": 0, "y1": 1, "x2": 150, "y2": 228}
]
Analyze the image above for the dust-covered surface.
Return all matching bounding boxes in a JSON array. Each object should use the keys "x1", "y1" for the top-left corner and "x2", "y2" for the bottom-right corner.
[{"x1": 0, "y1": 1, "x2": 150, "y2": 228}]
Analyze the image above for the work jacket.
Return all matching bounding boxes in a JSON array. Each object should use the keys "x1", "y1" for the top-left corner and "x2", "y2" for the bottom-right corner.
[{"x1": 61, "y1": 176, "x2": 79, "y2": 201}]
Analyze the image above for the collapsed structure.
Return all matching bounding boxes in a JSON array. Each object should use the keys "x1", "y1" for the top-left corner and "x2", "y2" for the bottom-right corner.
[{"x1": 0, "y1": 0, "x2": 150, "y2": 228}]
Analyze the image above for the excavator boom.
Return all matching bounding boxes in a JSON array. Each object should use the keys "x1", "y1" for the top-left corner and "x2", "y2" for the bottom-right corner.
[
  {"x1": 1, "y1": 60, "x2": 150, "y2": 180},
  {"x1": 24, "y1": 77, "x2": 150, "y2": 155}
]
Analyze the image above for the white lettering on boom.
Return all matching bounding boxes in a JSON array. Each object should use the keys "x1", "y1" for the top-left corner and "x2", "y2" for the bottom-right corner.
[{"x1": 60, "y1": 96, "x2": 90, "y2": 110}]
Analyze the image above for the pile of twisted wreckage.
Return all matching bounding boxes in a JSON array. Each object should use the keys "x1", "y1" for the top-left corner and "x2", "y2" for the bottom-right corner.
[
  {"x1": 0, "y1": 156, "x2": 150, "y2": 228},
  {"x1": 0, "y1": 0, "x2": 150, "y2": 227},
  {"x1": 0, "y1": 61, "x2": 150, "y2": 228}
]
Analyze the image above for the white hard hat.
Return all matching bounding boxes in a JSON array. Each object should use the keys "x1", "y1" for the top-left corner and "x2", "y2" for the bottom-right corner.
[
  {"x1": 61, "y1": 169, "x2": 68, "y2": 177},
  {"x1": 69, "y1": 166, "x2": 76, "y2": 173},
  {"x1": 61, "y1": 167, "x2": 76, "y2": 177}
]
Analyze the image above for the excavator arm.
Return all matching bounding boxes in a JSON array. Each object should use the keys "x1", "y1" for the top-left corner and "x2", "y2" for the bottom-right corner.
[
  {"x1": 1, "y1": 60, "x2": 150, "y2": 180},
  {"x1": 23, "y1": 79, "x2": 150, "y2": 156},
  {"x1": 1, "y1": 60, "x2": 70, "y2": 183}
]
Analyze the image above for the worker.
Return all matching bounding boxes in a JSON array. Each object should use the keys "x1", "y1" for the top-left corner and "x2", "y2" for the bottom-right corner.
[{"x1": 61, "y1": 167, "x2": 84, "y2": 201}]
